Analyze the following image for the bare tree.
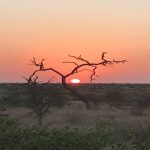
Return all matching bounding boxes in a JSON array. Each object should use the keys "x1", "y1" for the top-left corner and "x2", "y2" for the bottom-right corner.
[{"x1": 25, "y1": 52, "x2": 127, "y2": 109}]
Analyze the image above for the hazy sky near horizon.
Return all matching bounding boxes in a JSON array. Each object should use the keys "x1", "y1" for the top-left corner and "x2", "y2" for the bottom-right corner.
[{"x1": 0, "y1": 0, "x2": 150, "y2": 83}]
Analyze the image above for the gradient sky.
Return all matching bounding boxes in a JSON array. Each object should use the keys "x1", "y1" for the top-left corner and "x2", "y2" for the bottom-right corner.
[{"x1": 0, "y1": 0, "x2": 150, "y2": 83}]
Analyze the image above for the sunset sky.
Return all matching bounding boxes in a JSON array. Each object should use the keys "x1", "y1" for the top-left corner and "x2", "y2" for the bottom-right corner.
[{"x1": 0, "y1": 0, "x2": 150, "y2": 83}]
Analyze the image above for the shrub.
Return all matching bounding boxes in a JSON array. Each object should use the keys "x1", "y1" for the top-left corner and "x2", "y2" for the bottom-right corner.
[{"x1": 0, "y1": 116, "x2": 149, "y2": 150}]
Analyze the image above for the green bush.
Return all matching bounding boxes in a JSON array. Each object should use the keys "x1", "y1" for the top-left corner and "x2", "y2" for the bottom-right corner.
[{"x1": 0, "y1": 116, "x2": 149, "y2": 150}]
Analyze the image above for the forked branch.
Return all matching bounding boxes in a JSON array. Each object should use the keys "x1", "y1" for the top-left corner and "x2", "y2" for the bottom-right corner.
[
  {"x1": 25, "y1": 52, "x2": 127, "y2": 109},
  {"x1": 27, "y1": 52, "x2": 127, "y2": 84}
]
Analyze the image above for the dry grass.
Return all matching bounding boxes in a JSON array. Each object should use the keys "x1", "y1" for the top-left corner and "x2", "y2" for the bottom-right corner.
[{"x1": 5, "y1": 107, "x2": 150, "y2": 131}]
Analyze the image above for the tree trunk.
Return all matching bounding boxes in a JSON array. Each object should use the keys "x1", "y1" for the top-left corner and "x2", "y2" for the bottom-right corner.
[{"x1": 62, "y1": 77, "x2": 90, "y2": 109}]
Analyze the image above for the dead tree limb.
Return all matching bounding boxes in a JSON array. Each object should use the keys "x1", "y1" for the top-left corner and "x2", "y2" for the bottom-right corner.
[{"x1": 25, "y1": 52, "x2": 127, "y2": 109}]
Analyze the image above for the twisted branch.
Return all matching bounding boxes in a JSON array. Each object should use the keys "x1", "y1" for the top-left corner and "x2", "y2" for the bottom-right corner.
[{"x1": 25, "y1": 52, "x2": 127, "y2": 109}]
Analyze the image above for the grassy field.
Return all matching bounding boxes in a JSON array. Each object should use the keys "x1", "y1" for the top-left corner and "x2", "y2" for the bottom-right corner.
[{"x1": 0, "y1": 83, "x2": 150, "y2": 149}]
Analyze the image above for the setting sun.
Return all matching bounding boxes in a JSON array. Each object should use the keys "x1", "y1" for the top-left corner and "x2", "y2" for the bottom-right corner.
[{"x1": 71, "y1": 79, "x2": 80, "y2": 84}]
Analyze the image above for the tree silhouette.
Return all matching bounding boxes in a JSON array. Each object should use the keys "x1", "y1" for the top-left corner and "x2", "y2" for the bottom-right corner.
[{"x1": 25, "y1": 52, "x2": 127, "y2": 110}]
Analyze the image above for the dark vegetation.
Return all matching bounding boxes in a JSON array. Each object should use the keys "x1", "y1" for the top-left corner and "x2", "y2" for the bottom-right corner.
[
  {"x1": 0, "y1": 83, "x2": 150, "y2": 149},
  {"x1": 0, "y1": 115, "x2": 150, "y2": 150},
  {"x1": 1, "y1": 83, "x2": 150, "y2": 112}
]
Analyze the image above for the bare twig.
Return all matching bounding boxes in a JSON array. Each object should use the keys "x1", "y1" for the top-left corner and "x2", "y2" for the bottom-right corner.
[
  {"x1": 30, "y1": 57, "x2": 46, "y2": 70},
  {"x1": 90, "y1": 66, "x2": 98, "y2": 82},
  {"x1": 62, "y1": 61, "x2": 79, "y2": 66},
  {"x1": 68, "y1": 54, "x2": 90, "y2": 64}
]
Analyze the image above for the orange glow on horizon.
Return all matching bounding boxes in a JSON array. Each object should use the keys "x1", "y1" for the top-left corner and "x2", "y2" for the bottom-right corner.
[{"x1": 0, "y1": 1, "x2": 150, "y2": 83}]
